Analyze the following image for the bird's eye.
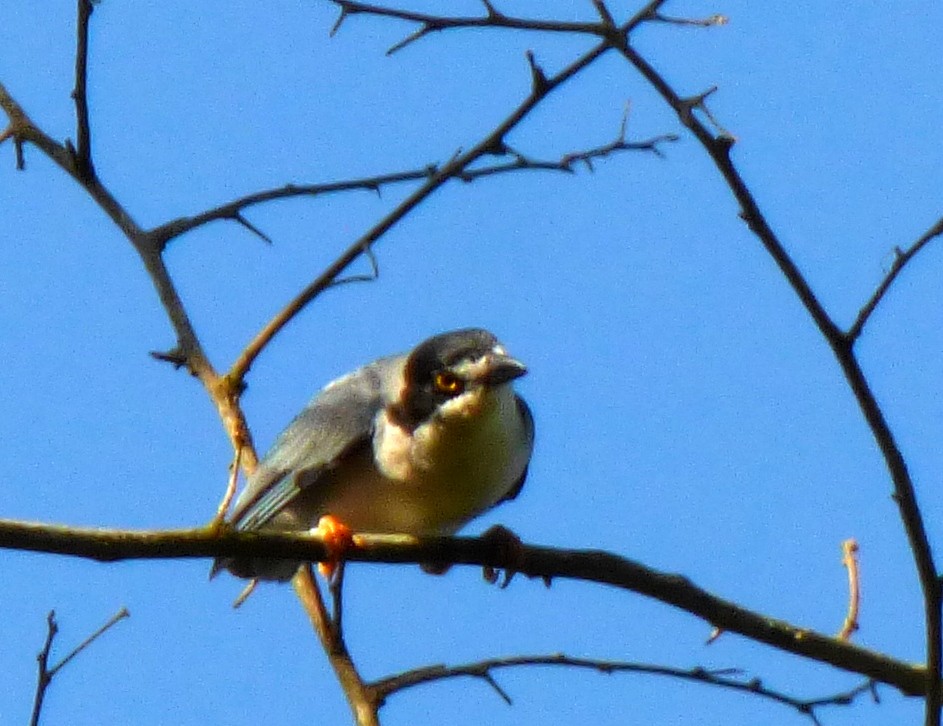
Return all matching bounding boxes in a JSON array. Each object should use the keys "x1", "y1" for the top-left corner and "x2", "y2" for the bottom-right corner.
[{"x1": 434, "y1": 371, "x2": 463, "y2": 395}]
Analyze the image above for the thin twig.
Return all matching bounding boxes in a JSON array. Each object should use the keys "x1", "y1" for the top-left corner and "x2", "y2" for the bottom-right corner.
[
  {"x1": 71, "y1": 0, "x2": 94, "y2": 178},
  {"x1": 228, "y1": 40, "x2": 611, "y2": 382},
  {"x1": 293, "y1": 565, "x2": 379, "y2": 725},
  {"x1": 213, "y1": 445, "x2": 243, "y2": 526},
  {"x1": 650, "y1": 12, "x2": 729, "y2": 28},
  {"x1": 609, "y1": 30, "x2": 942, "y2": 726},
  {"x1": 29, "y1": 612, "x2": 57, "y2": 726},
  {"x1": 149, "y1": 129, "x2": 672, "y2": 250},
  {"x1": 848, "y1": 216, "x2": 943, "y2": 342},
  {"x1": 328, "y1": 0, "x2": 603, "y2": 54},
  {"x1": 49, "y1": 607, "x2": 130, "y2": 676},
  {"x1": 30, "y1": 608, "x2": 130, "y2": 726},
  {"x1": 838, "y1": 539, "x2": 861, "y2": 641},
  {"x1": 372, "y1": 654, "x2": 878, "y2": 723}
]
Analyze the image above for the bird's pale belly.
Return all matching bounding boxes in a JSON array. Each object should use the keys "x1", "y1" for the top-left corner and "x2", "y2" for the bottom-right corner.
[{"x1": 306, "y1": 444, "x2": 515, "y2": 535}]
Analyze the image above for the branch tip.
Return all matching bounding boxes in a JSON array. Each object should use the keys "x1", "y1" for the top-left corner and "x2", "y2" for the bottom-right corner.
[
  {"x1": 149, "y1": 347, "x2": 189, "y2": 369},
  {"x1": 525, "y1": 51, "x2": 549, "y2": 93}
]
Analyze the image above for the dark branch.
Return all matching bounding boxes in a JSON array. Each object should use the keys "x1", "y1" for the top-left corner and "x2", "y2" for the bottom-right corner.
[
  {"x1": 227, "y1": 39, "x2": 612, "y2": 382},
  {"x1": 328, "y1": 0, "x2": 605, "y2": 53},
  {"x1": 611, "y1": 32, "x2": 942, "y2": 726},
  {"x1": 70, "y1": 0, "x2": 95, "y2": 178},
  {"x1": 0, "y1": 517, "x2": 927, "y2": 697},
  {"x1": 29, "y1": 612, "x2": 57, "y2": 726},
  {"x1": 30, "y1": 608, "x2": 129, "y2": 726},
  {"x1": 848, "y1": 216, "x2": 943, "y2": 342},
  {"x1": 148, "y1": 124, "x2": 672, "y2": 251},
  {"x1": 372, "y1": 654, "x2": 878, "y2": 724}
]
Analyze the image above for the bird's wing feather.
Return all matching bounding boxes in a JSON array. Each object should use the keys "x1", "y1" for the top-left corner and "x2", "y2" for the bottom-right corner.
[
  {"x1": 231, "y1": 357, "x2": 398, "y2": 531},
  {"x1": 496, "y1": 394, "x2": 534, "y2": 505}
]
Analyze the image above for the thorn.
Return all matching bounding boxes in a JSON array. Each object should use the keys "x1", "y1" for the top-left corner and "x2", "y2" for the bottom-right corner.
[
  {"x1": 330, "y1": 6, "x2": 349, "y2": 37},
  {"x1": 525, "y1": 51, "x2": 548, "y2": 94},
  {"x1": 149, "y1": 347, "x2": 188, "y2": 369}
]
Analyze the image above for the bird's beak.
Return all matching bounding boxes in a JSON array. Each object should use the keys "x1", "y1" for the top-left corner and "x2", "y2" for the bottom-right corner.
[{"x1": 478, "y1": 353, "x2": 528, "y2": 385}]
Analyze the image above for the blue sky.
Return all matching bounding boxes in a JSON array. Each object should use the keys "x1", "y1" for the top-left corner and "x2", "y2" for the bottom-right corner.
[{"x1": 1, "y1": 2, "x2": 942, "y2": 724}]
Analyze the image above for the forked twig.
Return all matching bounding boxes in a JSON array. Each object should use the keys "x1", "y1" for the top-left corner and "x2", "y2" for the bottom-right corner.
[{"x1": 30, "y1": 608, "x2": 130, "y2": 726}]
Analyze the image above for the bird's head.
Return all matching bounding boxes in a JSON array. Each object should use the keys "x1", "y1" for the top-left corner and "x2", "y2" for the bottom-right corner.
[{"x1": 389, "y1": 328, "x2": 527, "y2": 430}]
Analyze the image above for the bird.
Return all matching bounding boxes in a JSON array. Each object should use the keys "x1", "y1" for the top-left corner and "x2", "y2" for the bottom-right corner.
[{"x1": 213, "y1": 328, "x2": 534, "y2": 581}]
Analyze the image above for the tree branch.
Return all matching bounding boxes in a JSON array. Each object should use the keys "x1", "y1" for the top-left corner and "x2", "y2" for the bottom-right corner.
[
  {"x1": 0, "y1": 517, "x2": 928, "y2": 697},
  {"x1": 70, "y1": 0, "x2": 94, "y2": 178},
  {"x1": 293, "y1": 566, "x2": 380, "y2": 726},
  {"x1": 329, "y1": 0, "x2": 604, "y2": 55},
  {"x1": 227, "y1": 40, "x2": 611, "y2": 382},
  {"x1": 29, "y1": 608, "x2": 129, "y2": 726},
  {"x1": 848, "y1": 215, "x2": 943, "y2": 342},
  {"x1": 372, "y1": 654, "x2": 878, "y2": 724},
  {"x1": 148, "y1": 130, "x2": 674, "y2": 250},
  {"x1": 607, "y1": 25, "x2": 942, "y2": 726}
]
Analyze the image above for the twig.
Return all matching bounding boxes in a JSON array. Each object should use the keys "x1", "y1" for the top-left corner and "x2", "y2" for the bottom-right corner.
[
  {"x1": 0, "y1": 517, "x2": 929, "y2": 697},
  {"x1": 227, "y1": 40, "x2": 611, "y2": 382},
  {"x1": 609, "y1": 31, "x2": 943, "y2": 726},
  {"x1": 70, "y1": 0, "x2": 95, "y2": 178},
  {"x1": 372, "y1": 654, "x2": 878, "y2": 724},
  {"x1": 293, "y1": 565, "x2": 379, "y2": 725},
  {"x1": 328, "y1": 0, "x2": 603, "y2": 55},
  {"x1": 150, "y1": 129, "x2": 673, "y2": 250},
  {"x1": 29, "y1": 612, "x2": 58, "y2": 726},
  {"x1": 329, "y1": 561, "x2": 347, "y2": 638},
  {"x1": 650, "y1": 12, "x2": 729, "y2": 28},
  {"x1": 848, "y1": 216, "x2": 943, "y2": 342},
  {"x1": 30, "y1": 608, "x2": 130, "y2": 726},
  {"x1": 213, "y1": 445, "x2": 243, "y2": 526},
  {"x1": 839, "y1": 539, "x2": 861, "y2": 640}
]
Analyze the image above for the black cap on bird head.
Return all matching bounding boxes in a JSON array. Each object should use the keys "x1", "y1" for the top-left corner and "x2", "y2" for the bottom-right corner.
[{"x1": 392, "y1": 328, "x2": 527, "y2": 430}]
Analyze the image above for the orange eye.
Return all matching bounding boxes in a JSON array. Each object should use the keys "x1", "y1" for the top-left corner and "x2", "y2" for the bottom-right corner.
[{"x1": 434, "y1": 371, "x2": 463, "y2": 395}]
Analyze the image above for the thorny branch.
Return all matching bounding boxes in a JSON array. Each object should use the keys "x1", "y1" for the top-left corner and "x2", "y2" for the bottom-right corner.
[
  {"x1": 372, "y1": 655, "x2": 878, "y2": 725},
  {"x1": 330, "y1": 2, "x2": 943, "y2": 721},
  {"x1": 4, "y1": 0, "x2": 942, "y2": 723},
  {"x1": 227, "y1": 39, "x2": 613, "y2": 383},
  {"x1": 148, "y1": 131, "x2": 675, "y2": 251},
  {"x1": 588, "y1": 7, "x2": 943, "y2": 723}
]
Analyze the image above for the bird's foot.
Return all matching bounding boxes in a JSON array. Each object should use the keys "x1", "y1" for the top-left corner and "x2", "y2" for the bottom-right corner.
[
  {"x1": 481, "y1": 524, "x2": 525, "y2": 588},
  {"x1": 313, "y1": 515, "x2": 354, "y2": 580}
]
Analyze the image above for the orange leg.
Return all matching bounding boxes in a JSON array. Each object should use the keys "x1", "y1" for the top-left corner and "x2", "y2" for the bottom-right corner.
[{"x1": 314, "y1": 514, "x2": 354, "y2": 579}]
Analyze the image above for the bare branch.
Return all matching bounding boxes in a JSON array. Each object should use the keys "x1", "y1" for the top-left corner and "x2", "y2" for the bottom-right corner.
[
  {"x1": 650, "y1": 11, "x2": 730, "y2": 28},
  {"x1": 70, "y1": 0, "x2": 95, "y2": 178},
  {"x1": 848, "y1": 216, "x2": 943, "y2": 342},
  {"x1": 373, "y1": 654, "x2": 878, "y2": 723},
  {"x1": 0, "y1": 516, "x2": 929, "y2": 697},
  {"x1": 29, "y1": 612, "x2": 57, "y2": 726},
  {"x1": 838, "y1": 539, "x2": 861, "y2": 641},
  {"x1": 609, "y1": 37, "x2": 942, "y2": 725},
  {"x1": 326, "y1": 0, "x2": 605, "y2": 50},
  {"x1": 227, "y1": 39, "x2": 611, "y2": 383},
  {"x1": 151, "y1": 125, "x2": 672, "y2": 250},
  {"x1": 49, "y1": 607, "x2": 130, "y2": 677},
  {"x1": 30, "y1": 608, "x2": 129, "y2": 726},
  {"x1": 293, "y1": 566, "x2": 380, "y2": 725},
  {"x1": 0, "y1": 71, "x2": 258, "y2": 473},
  {"x1": 212, "y1": 445, "x2": 243, "y2": 526}
]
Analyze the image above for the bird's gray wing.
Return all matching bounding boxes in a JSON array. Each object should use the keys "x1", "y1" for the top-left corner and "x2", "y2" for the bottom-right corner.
[
  {"x1": 231, "y1": 357, "x2": 397, "y2": 532},
  {"x1": 496, "y1": 394, "x2": 534, "y2": 505}
]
